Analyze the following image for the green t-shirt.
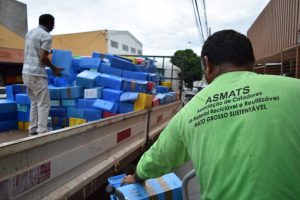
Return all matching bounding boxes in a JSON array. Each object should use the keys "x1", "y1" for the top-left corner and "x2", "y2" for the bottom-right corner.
[{"x1": 137, "y1": 71, "x2": 300, "y2": 199}]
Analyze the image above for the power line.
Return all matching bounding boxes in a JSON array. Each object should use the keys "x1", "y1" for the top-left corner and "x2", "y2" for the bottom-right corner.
[
  {"x1": 194, "y1": 0, "x2": 205, "y2": 42},
  {"x1": 189, "y1": 0, "x2": 203, "y2": 45},
  {"x1": 202, "y1": 0, "x2": 209, "y2": 37}
]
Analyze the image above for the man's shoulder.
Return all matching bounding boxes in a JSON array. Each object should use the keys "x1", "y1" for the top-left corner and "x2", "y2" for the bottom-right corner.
[{"x1": 28, "y1": 26, "x2": 51, "y2": 37}]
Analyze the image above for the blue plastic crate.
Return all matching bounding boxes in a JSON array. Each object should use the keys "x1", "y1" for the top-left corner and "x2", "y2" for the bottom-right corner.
[
  {"x1": 122, "y1": 79, "x2": 147, "y2": 93},
  {"x1": 111, "y1": 57, "x2": 134, "y2": 71},
  {"x1": 15, "y1": 94, "x2": 31, "y2": 105},
  {"x1": 92, "y1": 52, "x2": 105, "y2": 59},
  {"x1": 133, "y1": 65, "x2": 145, "y2": 72},
  {"x1": 0, "y1": 100, "x2": 17, "y2": 113},
  {"x1": 93, "y1": 99, "x2": 117, "y2": 113},
  {"x1": 17, "y1": 104, "x2": 30, "y2": 113},
  {"x1": 156, "y1": 86, "x2": 169, "y2": 93},
  {"x1": 83, "y1": 109, "x2": 102, "y2": 122},
  {"x1": 61, "y1": 99, "x2": 79, "y2": 107},
  {"x1": 116, "y1": 102, "x2": 134, "y2": 113},
  {"x1": 76, "y1": 70, "x2": 99, "y2": 88},
  {"x1": 107, "y1": 174, "x2": 126, "y2": 188},
  {"x1": 60, "y1": 86, "x2": 83, "y2": 99},
  {"x1": 79, "y1": 57, "x2": 101, "y2": 70},
  {"x1": 77, "y1": 99, "x2": 96, "y2": 109},
  {"x1": 51, "y1": 117, "x2": 69, "y2": 127},
  {"x1": 13, "y1": 84, "x2": 27, "y2": 94},
  {"x1": 0, "y1": 112, "x2": 17, "y2": 122},
  {"x1": 84, "y1": 87, "x2": 103, "y2": 99},
  {"x1": 150, "y1": 74, "x2": 159, "y2": 82},
  {"x1": 6, "y1": 85, "x2": 14, "y2": 101},
  {"x1": 48, "y1": 85, "x2": 61, "y2": 99},
  {"x1": 122, "y1": 71, "x2": 150, "y2": 81},
  {"x1": 6, "y1": 84, "x2": 27, "y2": 101},
  {"x1": 53, "y1": 77, "x2": 69, "y2": 87},
  {"x1": 51, "y1": 49, "x2": 74, "y2": 84},
  {"x1": 102, "y1": 88, "x2": 122, "y2": 102},
  {"x1": 97, "y1": 74, "x2": 123, "y2": 90},
  {"x1": 155, "y1": 93, "x2": 167, "y2": 104},
  {"x1": 116, "y1": 173, "x2": 182, "y2": 200},
  {"x1": 0, "y1": 120, "x2": 18, "y2": 132},
  {"x1": 99, "y1": 62, "x2": 123, "y2": 77},
  {"x1": 49, "y1": 107, "x2": 67, "y2": 118},
  {"x1": 67, "y1": 107, "x2": 84, "y2": 118},
  {"x1": 17, "y1": 112, "x2": 30, "y2": 121},
  {"x1": 120, "y1": 92, "x2": 139, "y2": 102},
  {"x1": 50, "y1": 100, "x2": 61, "y2": 107},
  {"x1": 72, "y1": 57, "x2": 81, "y2": 74}
]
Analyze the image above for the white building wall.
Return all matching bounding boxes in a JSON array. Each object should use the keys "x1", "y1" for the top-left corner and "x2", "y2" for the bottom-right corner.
[{"x1": 106, "y1": 31, "x2": 142, "y2": 55}]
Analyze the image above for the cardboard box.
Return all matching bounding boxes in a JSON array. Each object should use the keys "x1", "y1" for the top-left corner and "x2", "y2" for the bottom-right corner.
[{"x1": 116, "y1": 173, "x2": 182, "y2": 200}]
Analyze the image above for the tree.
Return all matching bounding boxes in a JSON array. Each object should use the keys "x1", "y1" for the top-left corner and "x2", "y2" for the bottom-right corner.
[{"x1": 170, "y1": 49, "x2": 202, "y2": 88}]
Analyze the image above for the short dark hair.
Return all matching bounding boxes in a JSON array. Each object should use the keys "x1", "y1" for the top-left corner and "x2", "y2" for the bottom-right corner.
[
  {"x1": 201, "y1": 30, "x2": 255, "y2": 68},
  {"x1": 39, "y1": 14, "x2": 54, "y2": 26}
]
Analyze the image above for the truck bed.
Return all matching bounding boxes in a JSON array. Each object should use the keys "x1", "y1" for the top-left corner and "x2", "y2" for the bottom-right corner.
[{"x1": 0, "y1": 129, "x2": 27, "y2": 143}]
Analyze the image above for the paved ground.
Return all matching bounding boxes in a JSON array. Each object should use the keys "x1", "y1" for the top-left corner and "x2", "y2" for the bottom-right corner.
[{"x1": 174, "y1": 161, "x2": 201, "y2": 200}]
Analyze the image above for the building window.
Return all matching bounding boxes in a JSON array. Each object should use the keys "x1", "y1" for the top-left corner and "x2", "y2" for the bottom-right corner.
[
  {"x1": 122, "y1": 44, "x2": 129, "y2": 51},
  {"x1": 111, "y1": 40, "x2": 118, "y2": 48},
  {"x1": 131, "y1": 47, "x2": 136, "y2": 53},
  {"x1": 137, "y1": 50, "x2": 142, "y2": 55}
]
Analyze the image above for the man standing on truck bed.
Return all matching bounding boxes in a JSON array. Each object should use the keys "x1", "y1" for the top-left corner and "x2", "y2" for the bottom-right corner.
[
  {"x1": 122, "y1": 30, "x2": 300, "y2": 199},
  {"x1": 22, "y1": 14, "x2": 63, "y2": 136}
]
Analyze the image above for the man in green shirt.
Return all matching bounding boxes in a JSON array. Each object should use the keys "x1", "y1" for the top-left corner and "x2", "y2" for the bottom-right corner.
[{"x1": 123, "y1": 30, "x2": 300, "y2": 199}]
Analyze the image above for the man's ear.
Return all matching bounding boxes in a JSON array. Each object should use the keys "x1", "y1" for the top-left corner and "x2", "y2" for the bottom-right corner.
[{"x1": 204, "y1": 56, "x2": 214, "y2": 74}]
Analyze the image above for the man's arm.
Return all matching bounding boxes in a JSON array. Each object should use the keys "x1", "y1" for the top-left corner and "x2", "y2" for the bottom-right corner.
[
  {"x1": 40, "y1": 49, "x2": 63, "y2": 76},
  {"x1": 123, "y1": 114, "x2": 190, "y2": 184}
]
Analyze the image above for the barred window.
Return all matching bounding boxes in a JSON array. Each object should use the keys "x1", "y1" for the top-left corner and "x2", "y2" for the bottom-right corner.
[
  {"x1": 131, "y1": 47, "x2": 136, "y2": 53},
  {"x1": 111, "y1": 40, "x2": 118, "y2": 48},
  {"x1": 122, "y1": 44, "x2": 129, "y2": 51}
]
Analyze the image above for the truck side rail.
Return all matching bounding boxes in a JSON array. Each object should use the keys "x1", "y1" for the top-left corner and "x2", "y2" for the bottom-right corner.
[{"x1": 0, "y1": 101, "x2": 181, "y2": 200}]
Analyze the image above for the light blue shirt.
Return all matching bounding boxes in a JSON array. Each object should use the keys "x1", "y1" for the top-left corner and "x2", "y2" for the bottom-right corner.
[{"x1": 22, "y1": 25, "x2": 52, "y2": 77}]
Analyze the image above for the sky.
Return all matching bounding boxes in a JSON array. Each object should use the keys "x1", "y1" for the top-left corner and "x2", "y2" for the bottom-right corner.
[{"x1": 17, "y1": 0, "x2": 270, "y2": 56}]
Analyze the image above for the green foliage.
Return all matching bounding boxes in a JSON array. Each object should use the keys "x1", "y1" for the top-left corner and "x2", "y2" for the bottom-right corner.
[{"x1": 171, "y1": 49, "x2": 202, "y2": 88}]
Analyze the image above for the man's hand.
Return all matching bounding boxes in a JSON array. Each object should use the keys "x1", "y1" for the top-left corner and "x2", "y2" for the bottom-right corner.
[
  {"x1": 52, "y1": 67, "x2": 64, "y2": 77},
  {"x1": 121, "y1": 174, "x2": 137, "y2": 185}
]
